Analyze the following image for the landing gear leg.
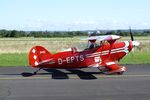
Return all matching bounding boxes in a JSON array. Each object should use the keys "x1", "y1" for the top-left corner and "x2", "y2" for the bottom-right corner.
[
  {"x1": 97, "y1": 67, "x2": 109, "y2": 74},
  {"x1": 33, "y1": 67, "x2": 42, "y2": 75}
]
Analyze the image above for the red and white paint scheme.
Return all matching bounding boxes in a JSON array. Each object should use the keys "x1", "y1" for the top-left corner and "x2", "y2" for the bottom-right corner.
[{"x1": 29, "y1": 35, "x2": 139, "y2": 75}]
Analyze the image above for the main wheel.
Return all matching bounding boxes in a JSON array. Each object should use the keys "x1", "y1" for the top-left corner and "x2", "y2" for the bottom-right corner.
[
  {"x1": 33, "y1": 72, "x2": 37, "y2": 75},
  {"x1": 117, "y1": 71, "x2": 124, "y2": 75}
]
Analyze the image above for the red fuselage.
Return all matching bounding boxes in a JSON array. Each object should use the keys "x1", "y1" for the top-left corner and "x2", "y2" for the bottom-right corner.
[{"x1": 29, "y1": 41, "x2": 133, "y2": 69}]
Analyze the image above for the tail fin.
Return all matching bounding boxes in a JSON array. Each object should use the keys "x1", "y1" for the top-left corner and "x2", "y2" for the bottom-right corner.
[{"x1": 29, "y1": 46, "x2": 52, "y2": 67}]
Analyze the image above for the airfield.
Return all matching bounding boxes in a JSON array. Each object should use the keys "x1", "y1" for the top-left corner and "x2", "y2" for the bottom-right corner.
[
  {"x1": 0, "y1": 37, "x2": 150, "y2": 99},
  {"x1": 0, "y1": 64, "x2": 150, "y2": 100}
]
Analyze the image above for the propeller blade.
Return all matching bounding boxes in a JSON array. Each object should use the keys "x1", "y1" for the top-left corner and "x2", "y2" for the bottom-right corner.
[{"x1": 129, "y1": 27, "x2": 134, "y2": 41}]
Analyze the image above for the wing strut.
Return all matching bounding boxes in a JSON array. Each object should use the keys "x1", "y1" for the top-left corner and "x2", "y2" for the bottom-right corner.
[{"x1": 107, "y1": 40, "x2": 116, "y2": 56}]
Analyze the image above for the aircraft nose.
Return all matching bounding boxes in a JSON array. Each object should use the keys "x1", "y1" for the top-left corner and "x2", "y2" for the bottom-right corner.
[{"x1": 132, "y1": 41, "x2": 140, "y2": 47}]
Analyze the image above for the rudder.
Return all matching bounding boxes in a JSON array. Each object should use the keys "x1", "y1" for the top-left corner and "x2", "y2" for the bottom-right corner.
[{"x1": 29, "y1": 46, "x2": 52, "y2": 67}]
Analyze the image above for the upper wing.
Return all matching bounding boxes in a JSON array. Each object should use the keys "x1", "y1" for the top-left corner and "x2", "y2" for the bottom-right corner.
[{"x1": 81, "y1": 35, "x2": 121, "y2": 41}]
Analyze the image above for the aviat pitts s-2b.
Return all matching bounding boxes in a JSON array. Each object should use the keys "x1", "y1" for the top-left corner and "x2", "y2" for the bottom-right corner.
[{"x1": 29, "y1": 31, "x2": 139, "y2": 75}]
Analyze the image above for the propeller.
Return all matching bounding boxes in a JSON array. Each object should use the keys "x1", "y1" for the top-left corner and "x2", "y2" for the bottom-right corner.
[
  {"x1": 129, "y1": 27, "x2": 140, "y2": 47},
  {"x1": 129, "y1": 26, "x2": 134, "y2": 41}
]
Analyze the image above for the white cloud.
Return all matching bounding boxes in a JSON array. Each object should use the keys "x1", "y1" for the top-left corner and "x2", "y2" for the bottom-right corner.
[
  {"x1": 15, "y1": 19, "x2": 150, "y2": 31},
  {"x1": 143, "y1": 22, "x2": 148, "y2": 26}
]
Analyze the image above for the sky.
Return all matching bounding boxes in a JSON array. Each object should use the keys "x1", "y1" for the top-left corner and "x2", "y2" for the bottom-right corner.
[{"x1": 0, "y1": 0, "x2": 150, "y2": 31}]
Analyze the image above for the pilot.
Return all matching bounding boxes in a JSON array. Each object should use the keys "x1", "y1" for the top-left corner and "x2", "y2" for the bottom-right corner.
[
  {"x1": 89, "y1": 43, "x2": 95, "y2": 49},
  {"x1": 88, "y1": 41, "x2": 99, "y2": 49}
]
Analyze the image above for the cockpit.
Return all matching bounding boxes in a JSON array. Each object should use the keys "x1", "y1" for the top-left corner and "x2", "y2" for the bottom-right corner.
[{"x1": 86, "y1": 40, "x2": 108, "y2": 50}]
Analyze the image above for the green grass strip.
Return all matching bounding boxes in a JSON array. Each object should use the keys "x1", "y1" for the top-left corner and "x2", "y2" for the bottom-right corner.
[
  {"x1": 0, "y1": 53, "x2": 29, "y2": 66},
  {"x1": 119, "y1": 51, "x2": 150, "y2": 64},
  {"x1": 0, "y1": 51, "x2": 149, "y2": 67}
]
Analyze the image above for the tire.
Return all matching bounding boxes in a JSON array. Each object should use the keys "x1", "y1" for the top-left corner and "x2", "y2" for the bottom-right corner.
[{"x1": 117, "y1": 71, "x2": 124, "y2": 75}]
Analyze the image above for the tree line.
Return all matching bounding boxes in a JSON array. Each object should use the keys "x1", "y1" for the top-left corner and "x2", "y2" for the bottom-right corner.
[
  {"x1": 0, "y1": 30, "x2": 88, "y2": 38},
  {"x1": 0, "y1": 29, "x2": 150, "y2": 38}
]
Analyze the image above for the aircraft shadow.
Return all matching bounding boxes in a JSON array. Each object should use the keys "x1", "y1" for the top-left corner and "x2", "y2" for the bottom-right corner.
[
  {"x1": 67, "y1": 69, "x2": 97, "y2": 79},
  {"x1": 44, "y1": 69, "x2": 69, "y2": 79},
  {"x1": 22, "y1": 69, "x2": 103, "y2": 80}
]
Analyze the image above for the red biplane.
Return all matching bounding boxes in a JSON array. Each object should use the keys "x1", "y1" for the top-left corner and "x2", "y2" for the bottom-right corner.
[{"x1": 29, "y1": 31, "x2": 139, "y2": 75}]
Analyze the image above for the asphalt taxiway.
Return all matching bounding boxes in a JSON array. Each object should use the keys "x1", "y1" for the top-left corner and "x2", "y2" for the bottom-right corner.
[{"x1": 0, "y1": 64, "x2": 150, "y2": 100}]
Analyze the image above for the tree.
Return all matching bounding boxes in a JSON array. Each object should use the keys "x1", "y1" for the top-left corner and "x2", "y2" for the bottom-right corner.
[{"x1": 10, "y1": 30, "x2": 19, "y2": 37}]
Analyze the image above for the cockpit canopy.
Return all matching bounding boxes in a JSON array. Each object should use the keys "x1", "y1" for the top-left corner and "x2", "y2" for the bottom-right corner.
[{"x1": 81, "y1": 35, "x2": 121, "y2": 50}]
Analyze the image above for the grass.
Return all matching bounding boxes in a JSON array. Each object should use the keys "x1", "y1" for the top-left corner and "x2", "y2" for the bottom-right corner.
[
  {"x1": 0, "y1": 51, "x2": 149, "y2": 67},
  {"x1": 0, "y1": 36, "x2": 149, "y2": 53},
  {"x1": 0, "y1": 37, "x2": 82, "y2": 53},
  {"x1": 0, "y1": 53, "x2": 28, "y2": 66},
  {"x1": 0, "y1": 36, "x2": 149, "y2": 66},
  {"x1": 119, "y1": 51, "x2": 150, "y2": 64}
]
